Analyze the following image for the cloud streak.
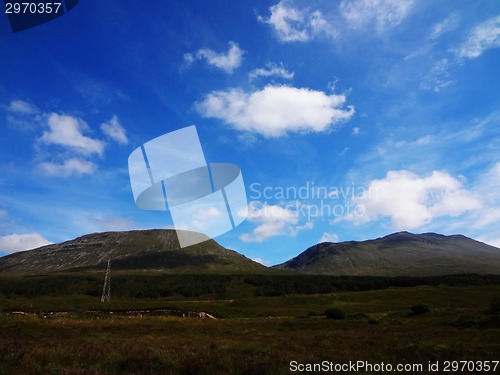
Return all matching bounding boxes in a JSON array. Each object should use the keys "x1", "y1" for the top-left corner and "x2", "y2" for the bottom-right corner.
[
  {"x1": 455, "y1": 15, "x2": 500, "y2": 59},
  {"x1": 249, "y1": 62, "x2": 294, "y2": 80},
  {"x1": 339, "y1": 0, "x2": 413, "y2": 32},
  {"x1": 39, "y1": 158, "x2": 97, "y2": 177},
  {"x1": 7, "y1": 99, "x2": 39, "y2": 115}
]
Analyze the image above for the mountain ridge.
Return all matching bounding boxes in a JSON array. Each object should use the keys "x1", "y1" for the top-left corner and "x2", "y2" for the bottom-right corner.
[
  {"x1": 1, "y1": 230, "x2": 499, "y2": 277},
  {"x1": 274, "y1": 231, "x2": 500, "y2": 276},
  {"x1": 0, "y1": 229, "x2": 269, "y2": 275}
]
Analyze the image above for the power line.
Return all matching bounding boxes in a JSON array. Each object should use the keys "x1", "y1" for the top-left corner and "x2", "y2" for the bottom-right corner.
[{"x1": 101, "y1": 259, "x2": 111, "y2": 302}]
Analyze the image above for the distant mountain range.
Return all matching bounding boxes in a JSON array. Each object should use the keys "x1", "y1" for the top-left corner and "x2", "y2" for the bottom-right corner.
[
  {"x1": 0, "y1": 230, "x2": 269, "y2": 275},
  {"x1": 1, "y1": 230, "x2": 499, "y2": 277},
  {"x1": 274, "y1": 231, "x2": 500, "y2": 276}
]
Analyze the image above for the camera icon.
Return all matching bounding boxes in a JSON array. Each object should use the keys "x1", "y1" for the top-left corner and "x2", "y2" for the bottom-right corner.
[{"x1": 128, "y1": 126, "x2": 248, "y2": 247}]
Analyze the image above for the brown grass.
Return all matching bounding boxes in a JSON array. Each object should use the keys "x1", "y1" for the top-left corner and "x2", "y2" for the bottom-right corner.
[{"x1": 1, "y1": 285, "x2": 499, "y2": 374}]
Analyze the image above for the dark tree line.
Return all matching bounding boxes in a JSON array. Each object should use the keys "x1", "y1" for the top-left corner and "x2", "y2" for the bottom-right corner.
[{"x1": 0, "y1": 273, "x2": 499, "y2": 300}]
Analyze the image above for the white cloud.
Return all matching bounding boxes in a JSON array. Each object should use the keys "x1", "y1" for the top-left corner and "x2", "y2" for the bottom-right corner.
[
  {"x1": 249, "y1": 62, "x2": 294, "y2": 80},
  {"x1": 6, "y1": 99, "x2": 41, "y2": 130},
  {"x1": 290, "y1": 221, "x2": 314, "y2": 236},
  {"x1": 100, "y1": 115, "x2": 128, "y2": 145},
  {"x1": 7, "y1": 99, "x2": 39, "y2": 115},
  {"x1": 259, "y1": 1, "x2": 309, "y2": 42},
  {"x1": 258, "y1": 1, "x2": 334, "y2": 42},
  {"x1": 469, "y1": 162, "x2": 500, "y2": 230},
  {"x1": 344, "y1": 170, "x2": 482, "y2": 229},
  {"x1": 68, "y1": 210, "x2": 137, "y2": 234},
  {"x1": 339, "y1": 0, "x2": 413, "y2": 32},
  {"x1": 251, "y1": 257, "x2": 272, "y2": 266},
  {"x1": 189, "y1": 207, "x2": 225, "y2": 232},
  {"x1": 478, "y1": 237, "x2": 500, "y2": 249},
  {"x1": 0, "y1": 232, "x2": 51, "y2": 254},
  {"x1": 240, "y1": 201, "x2": 312, "y2": 242},
  {"x1": 352, "y1": 127, "x2": 361, "y2": 135},
  {"x1": 39, "y1": 158, "x2": 96, "y2": 177},
  {"x1": 472, "y1": 208, "x2": 500, "y2": 230},
  {"x1": 319, "y1": 232, "x2": 339, "y2": 243},
  {"x1": 80, "y1": 214, "x2": 135, "y2": 232},
  {"x1": 475, "y1": 161, "x2": 500, "y2": 203},
  {"x1": 394, "y1": 135, "x2": 432, "y2": 148},
  {"x1": 456, "y1": 15, "x2": 500, "y2": 59},
  {"x1": 40, "y1": 113, "x2": 105, "y2": 156},
  {"x1": 420, "y1": 58, "x2": 456, "y2": 92},
  {"x1": 184, "y1": 41, "x2": 244, "y2": 73},
  {"x1": 196, "y1": 85, "x2": 354, "y2": 137},
  {"x1": 430, "y1": 14, "x2": 460, "y2": 40}
]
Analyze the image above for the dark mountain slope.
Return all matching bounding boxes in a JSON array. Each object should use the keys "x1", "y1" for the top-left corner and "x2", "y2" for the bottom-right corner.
[
  {"x1": 274, "y1": 231, "x2": 500, "y2": 276},
  {"x1": 0, "y1": 229, "x2": 269, "y2": 275}
]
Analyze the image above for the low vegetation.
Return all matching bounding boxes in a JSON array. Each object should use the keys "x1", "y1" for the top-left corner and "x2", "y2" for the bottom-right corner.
[
  {"x1": 486, "y1": 295, "x2": 500, "y2": 315},
  {"x1": 410, "y1": 303, "x2": 431, "y2": 315},
  {"x1": 1, "y1": 275, "x2": 499, "y2": 374},
  {"x1": 1, "y1": 273, "x2": 500, "y2": 302},
  {"x1": 324, "y1": 307, "x2": 345, "y2": 319}
]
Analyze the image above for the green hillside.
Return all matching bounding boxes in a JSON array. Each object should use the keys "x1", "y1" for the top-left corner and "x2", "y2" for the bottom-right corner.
[
  {"x1": 274, "y1": 231, "x2": 500, "y2": 276},
  {"x1": 0, "y1": 229, "x2": 269, "y2": 275}
]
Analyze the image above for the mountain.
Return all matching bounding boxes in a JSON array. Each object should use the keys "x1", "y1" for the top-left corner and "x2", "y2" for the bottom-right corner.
[
  {"x1": 3, "y1": 230, "x2": 499, "y2": 278},
  {"x1": 274, "y1": 231, "x2": 500, "y2": 276},
  {"x1": 0, "y1": 229, "x2": 269, "y2": 275}
]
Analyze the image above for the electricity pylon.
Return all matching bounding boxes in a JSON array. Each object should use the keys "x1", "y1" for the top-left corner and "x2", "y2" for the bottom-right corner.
[{"x1": 101, "y1": 260, "x2": 111, "y2": 302}]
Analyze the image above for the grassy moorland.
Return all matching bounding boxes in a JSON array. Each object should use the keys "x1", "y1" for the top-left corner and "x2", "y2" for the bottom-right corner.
[{"x1": 0, "y1": 284, "x2": 499, "y2": 375}]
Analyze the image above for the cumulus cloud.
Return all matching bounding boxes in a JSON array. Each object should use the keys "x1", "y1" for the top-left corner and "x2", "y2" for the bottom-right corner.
[
  {"x1": 196, "y1": 85, "x2": 354, "y2": 137},
  {"x1": 344, "y1": 170, "x2": 482, "y2": 229},
  {"x1": 100, "y1": 115, "x2": 128, "y2": 145},
  {"x1": 249, "y1": 62, "x2": 294, "y2": 80},
  {"x1": 0, "y1": 232, "x2": 51, "y2": 254},
  {"x1": 456, "y1": 15, "x2": 500, "y2": 59},
  {"x1": 39, "y1": 158, "x2": 97, "y2": 177},
  {"x1": 339, "y1": 0, "x2": 413, "y2": 32},
  {"x1": 184, "y1": 41, "x2": 244, "y2": 73},
  {"x1": 7, "y1": 99, "x2": 39, "y2": 115},
  {"x1": 258, "y1": 1, "x2": 334, "y2": 42},
  {"x1": 40, "y1": 113, "x2": 105, "y2": 156},
  {"x1": 240, "y1": 201, "x2": 312, "y2": 242},
  {"x1": 319, "y1": 232, "x2": 339, "y2": 243},
  {"x1": 6, "y1": 99, "x2": 126, "y2": 178}
]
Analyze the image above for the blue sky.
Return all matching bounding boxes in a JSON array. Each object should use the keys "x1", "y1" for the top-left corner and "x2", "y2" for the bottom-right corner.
[{"x1": 0, "y1": 0, "x2": 499, "y2": 265}]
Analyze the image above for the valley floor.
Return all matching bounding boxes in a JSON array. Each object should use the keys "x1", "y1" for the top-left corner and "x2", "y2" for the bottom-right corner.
[{"x1": 0, "y1": 285, "x2": 499, "y2": 374}]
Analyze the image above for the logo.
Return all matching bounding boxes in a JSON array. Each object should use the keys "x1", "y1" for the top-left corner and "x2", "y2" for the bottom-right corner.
[{"x1": 128, "y1": 125, "x2": 248, "y2": 247}]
